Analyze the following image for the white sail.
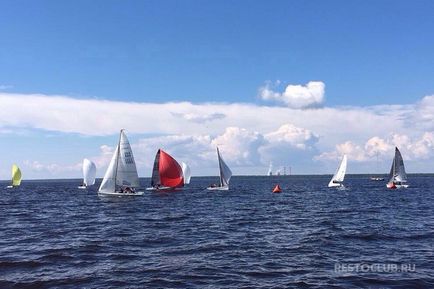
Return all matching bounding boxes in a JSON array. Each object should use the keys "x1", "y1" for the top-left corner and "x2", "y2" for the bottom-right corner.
[
  {"x1": 217, "y1": 147, "x2": 232, "y2": 187},
  {"x1": 267, "y1": 162, "x2": 273, "y2": 176},
  {"x1": 116, "y1": 130, "x2": 140, "y2": 187},
  {"x1": 388, "y1": 147, "x2": 407, "y2": 183},
  {"x1": 82, "y1": 158, "x2": 96, "y2": 186},
  {"x1": 328, "y1": 155, "x2": 347, "y2": 187},
  {"x1": 98, "y1": 130, "x2": 140, "y2": 194},
  {"x1": 98, "y1": 145, "x2": 120, "y2": 193},
  {"x1": 181, "y1": 162, "x2": 191, "y2": 185}
]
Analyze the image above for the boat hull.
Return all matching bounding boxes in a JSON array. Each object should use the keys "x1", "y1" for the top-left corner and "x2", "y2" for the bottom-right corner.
[
  {"x1": 386, "y1": 183, "x2": 409, "y2": 189},
  {"x1": 206, "y1": 186, "x2": 229, "y2": 191},
  {"x1": 146, "y1": 186, "x2": 182, "y2": 191},
  {"x1": 78, "y1": 185, "x2": 87, "y2": 189},
  {"x1": 328, "y1": 182, "x2": 344, "y2": 188},
  {"x1": 98, "y1": 191, "x2": 144, "y2": 196}
]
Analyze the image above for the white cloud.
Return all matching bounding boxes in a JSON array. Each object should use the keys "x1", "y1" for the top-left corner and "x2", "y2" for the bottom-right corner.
[
  {"x1": 2, "y1": 90, "x2": 434, "y2": 176},
  {"x1": 23, "y1": 160, "x2": 81, "y2": 175},
  {"x1": 212, "y1": 127, "x2": 265, "y2": 165},
  {"x1": 259, "y1": 81, "x2": 325, "y2": 109},
  {"x1": 171, "y1": 112, "x2": 226, "y2": 123},
  {"x1": 316, "y1": 132, "x2": 434, "y2": 163}
]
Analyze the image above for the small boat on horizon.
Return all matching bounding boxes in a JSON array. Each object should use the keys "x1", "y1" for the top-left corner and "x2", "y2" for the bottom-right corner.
[
  {"x1": 267, "y1": 162, "x2": 273, "y2": 176},
  {"x1": 386, "y1": 147, "x2": 409, "y2": 189},
  {"x1": 6, "y1": 164, "x2": 22, "y2": 189},
  {"x1": 328, "y1": 155, "x2": 347, "y2": 188},
  {"x1": 146, "y1": 149, "x2": 184, "y2": 191},
  {"x1": 98, "y1": 129, "x2": 143, "y2": 196},
  {"x1": 181, "y1": 162, "x2": 191, "y2": 185},
  {"x1": 78, "y1": 158, "x2": 96, "y2": 189},
  {"x1": 207, "y1": 147, "x2": 232, "y2": 191},
  {"x1": 370, "y1": 152, "x2": 384, "y2": 181}
]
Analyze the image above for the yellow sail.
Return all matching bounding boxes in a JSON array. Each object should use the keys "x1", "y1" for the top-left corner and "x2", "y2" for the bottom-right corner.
[{"x1": 11, "y1": 164, "x2": 22, "y2": 186}]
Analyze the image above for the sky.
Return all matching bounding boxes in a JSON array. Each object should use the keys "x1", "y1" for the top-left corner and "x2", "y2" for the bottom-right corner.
[{"x1": 0, "y1": 0, "x2": 433, "y2": 179}]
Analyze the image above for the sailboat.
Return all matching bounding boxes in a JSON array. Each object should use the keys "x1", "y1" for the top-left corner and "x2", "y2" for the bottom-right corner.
[
  {"x1": 181, "y1": 162, "x2": 191, "y2": 185},
  {"x1": 98, "y1": 129, "x2": 143, "y2": 196},
  {"x1": 146, "y1": 149, "x2": 184, "y2": 191},
  {"x1": 78, "y1": 158, "x2": 97, "y2": 189},
  {"x1": 267, "y1": 162, "x2": 273, "y2": 176},
  {"x1": 328, "y1": 155, "x2": 347, "y2": 188},
  {"x1": 6, "y1": 164, "x2": 22, "y2": 188},
  {"x1": 386, "y1": 147, "x2": 409, "y2": 189},
  {"x1": 370, "y1": 152, "x2": 384, "y2": 181},
  {"x1": 207, "y1": 147, "x2": 232, "y2": 191}
]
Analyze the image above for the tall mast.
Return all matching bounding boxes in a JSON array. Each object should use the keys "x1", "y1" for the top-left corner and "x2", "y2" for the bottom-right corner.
[
  {"x1": 217, "y1": 147, "x2": 224, "y2": 187},
  {"x1": 113, "y1": 129, "x2": 123, "y2": 189}
]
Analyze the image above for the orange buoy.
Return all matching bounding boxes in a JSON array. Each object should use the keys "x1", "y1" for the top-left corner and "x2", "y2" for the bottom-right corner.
[{"x1": 272, "y1": 184, "x2": 282, "y2": 193}]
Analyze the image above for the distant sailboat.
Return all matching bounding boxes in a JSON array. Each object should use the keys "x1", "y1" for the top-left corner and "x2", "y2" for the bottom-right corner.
[
  {"x1": 328, "y1": 155, "x2": 347, "y2": 188},
  {"x1": 78, "y1": 158, "x2": 96, "y2": 189},
  {"x1": 386, "y1": 147, "x2": 409, "y2": 189},
  {"x1": 146, "y1": 149, "x2": 184, "y2": 191},
  {"x1": 7, "y1": 164, "x2": 22, "y2": 188},
  {"x1": 267, "y1": 162, "x2": 273, "y2": 176},
  {"x1": 181, "y1": 162, "x2": 191, "y2": 185},
  {"x1": 370, "y1": 152, "x2": 384, "y2": 181},
  {"x1": 207, "y1": 147, "x2": 232, "y2": 191},
  {"x1": 98, "y1": 129, "x2": 143, "y2": 196}
]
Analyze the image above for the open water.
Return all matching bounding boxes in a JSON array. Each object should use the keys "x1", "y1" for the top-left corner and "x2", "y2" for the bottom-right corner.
[{"x1": 0, "y1": 175, "x2": 433, "y2": 288}]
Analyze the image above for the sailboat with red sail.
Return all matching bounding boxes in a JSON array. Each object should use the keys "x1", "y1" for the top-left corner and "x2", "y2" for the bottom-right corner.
[{"x1": 146, "y1": 149, "x2": 184, "y2": 191}]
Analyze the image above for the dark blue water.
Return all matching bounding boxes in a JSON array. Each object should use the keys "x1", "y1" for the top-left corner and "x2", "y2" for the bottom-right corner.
[{"x1": 1, "y1": 175, "x2": 433, "y2": 288}]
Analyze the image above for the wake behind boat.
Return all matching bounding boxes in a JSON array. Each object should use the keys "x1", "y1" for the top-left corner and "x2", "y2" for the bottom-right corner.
[
  {"x1": 98, "y1": 129, "x2": 143, "y2": 196},
  {"x1": 207, "y1": 147, "x2": 232, "y2": 191},
  {"x1": 386, "y1": 147, "x2": 409, "y2": 189},
  {"x1": 328, "y1": 155, "x2": 347, "y2": 188},
  {"x1": 147, "y1": 149, "x2": 184, "y2": 191}
]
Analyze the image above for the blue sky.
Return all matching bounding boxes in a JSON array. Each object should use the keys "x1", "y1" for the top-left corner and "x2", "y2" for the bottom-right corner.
[{"x1": 0, "y1": 0, "x2": 434, "y2": 179}]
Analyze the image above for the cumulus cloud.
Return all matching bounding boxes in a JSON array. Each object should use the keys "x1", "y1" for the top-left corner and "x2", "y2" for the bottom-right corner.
[
  {"x1": 2, "y1": 90, "x2": 434, "y2": 176},
  {"x1": 316, "y1": 133, "x2": 434, "y2": 162},
  {"x1": 259, "y1": 81, "x2": 325, "y2": 109},
  {"x1": 103, "y1": 124, "x2": 319, "y2": 176},
  {"x1": 404, "y1": 95, "x2": 434, "y2": 131},
  {"x1": 212, "y1": 127, "x2": 265, "y2": 165}
]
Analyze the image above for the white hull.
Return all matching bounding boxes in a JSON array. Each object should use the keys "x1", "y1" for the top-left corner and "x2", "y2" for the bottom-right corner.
[
  {"x1": 328, "y1": 182, "x2": 344, "y2": 188},
  {"x1": 386, "y1": 183, "x2": 409, "y2": 189},
  {"x1": 206, "y1": 186, "x2": 229, "y2": 191},
  {"x1": 98, "y1": 191, "x2": 144, "y2": 196},
  {"x1": 78, "y1": 185, "x2": 87, "y2": 189},
  {"x1": 370, "y1": 177, "x2": 384, "y2": 181},
  {"x1": 6, "y1": 185, "x2": 15, "y2": 189}
]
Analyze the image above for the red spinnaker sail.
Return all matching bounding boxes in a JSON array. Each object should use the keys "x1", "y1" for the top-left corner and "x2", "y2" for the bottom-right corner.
[{"x1": 158, "y1": 150, "x2": 184, "y2": 187}]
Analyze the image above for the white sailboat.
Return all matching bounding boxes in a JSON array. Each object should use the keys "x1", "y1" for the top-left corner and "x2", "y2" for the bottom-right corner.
[
  {"x1": 207, "y1": 147, "x2": 232, "y2": 191},
  {"x1": 78, "y1": 158, "x2": 96, "y2": 189},
  {"x1": 328, "y1": 155, "x2": 347, "y2": 188},
  {"x1": 98, "y1": 129, "x2": 143, "y2": 196},
  {"x1": 370, "y1": 152, "x2": 384, "y2": 181},
  {"x1": 181, "y1": 162, "x2": 191, "y2": 185},
  {"x1": 267, "y1": 162, "x2": 273, "y2": 176},
  {"x1": 386, "y1": 147, "x2": 409, "y2": 189}
]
